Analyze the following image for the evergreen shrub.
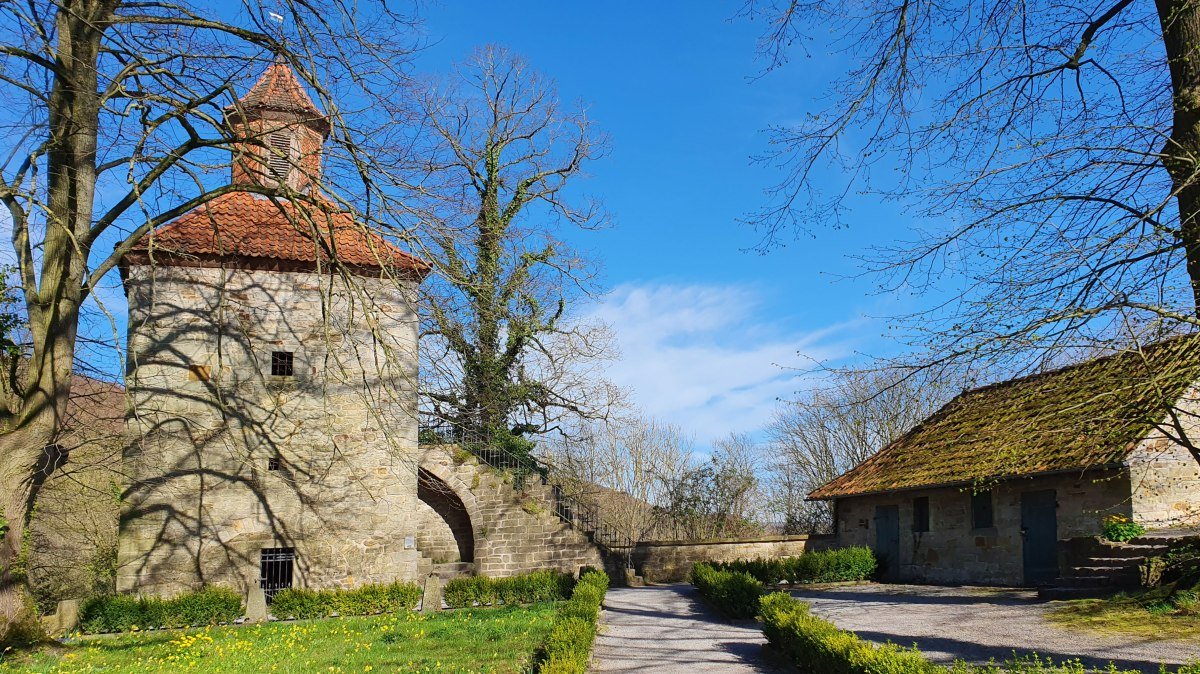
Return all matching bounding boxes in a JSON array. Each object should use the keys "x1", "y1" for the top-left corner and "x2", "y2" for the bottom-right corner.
[
  {"x1": 537, "y1": 569, "x2": 609, "y2": 674},
  {"x1": 269, "y1": 581, "x2": 422, "y2": 620},
  {"x1": 79, "y1": 586, "x2": 242, "y2": 634}
]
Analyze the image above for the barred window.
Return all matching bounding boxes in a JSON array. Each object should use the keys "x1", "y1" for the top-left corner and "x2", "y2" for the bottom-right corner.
[{"x1": 271, "y1": 351, "x2": 294, "y2": 377}]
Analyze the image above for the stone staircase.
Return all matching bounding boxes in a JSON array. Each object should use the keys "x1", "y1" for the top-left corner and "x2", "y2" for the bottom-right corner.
[
  {"x1": 1040, "y1": 530, "x2": 1195, "y2": 599},
  {"x1": 431, "y1": 561, "x2": 475, "y2": 581}
]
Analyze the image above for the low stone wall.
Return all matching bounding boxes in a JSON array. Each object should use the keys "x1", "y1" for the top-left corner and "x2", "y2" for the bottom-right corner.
[{"x1": 630, "y1": 534, "x2": 835, "y2": 583}]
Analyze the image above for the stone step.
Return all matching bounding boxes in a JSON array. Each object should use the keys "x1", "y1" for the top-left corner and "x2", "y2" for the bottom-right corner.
[
  {"x1": 1066, "y1": 565, "x2": 1139, "y2": 579},
  {"x1": 1080, "y1": 556, "x2": 1143, "y2": 568},
  {"x1": 432, "y1": 562, "x2": 475, "y2": 580},
  {"x1": 1088, "y1": 543, "x2": 1169, "y2": 559},
  {"x1": 1039, "y1": 585, "x2": 1123, "y2": 600},
  {"x1": 1058, "y1": 573, "x2": 1137, "y2": 588}
]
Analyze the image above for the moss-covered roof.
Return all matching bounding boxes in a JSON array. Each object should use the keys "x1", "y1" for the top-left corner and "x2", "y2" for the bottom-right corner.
[{"x1": 809, "y1": 334, "x2": 1200, "y2": 500}]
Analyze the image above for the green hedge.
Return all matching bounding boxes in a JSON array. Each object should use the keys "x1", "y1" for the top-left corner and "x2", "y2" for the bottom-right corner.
[
  {"x1": 537, "y1": 570, "x2": 610, "y2": 674},
  {"x1": 691, "y1": 562, "x2": 765, "y2": 619},
  {"x1": 80, "y1": 587, "x2": 242, "y2": 634},
  {"x1": 270, "y1": 581, "x2": 421, "y2": 620},
  {"x1": 759, "y1": 592, "x2": 1200, "y2": 674},
  {"x1": 708, "y1": 547, "x2": 877, "y2": 586},
  {"x1": 443, "y1": 569, "x2": 576, "y2": 608}
]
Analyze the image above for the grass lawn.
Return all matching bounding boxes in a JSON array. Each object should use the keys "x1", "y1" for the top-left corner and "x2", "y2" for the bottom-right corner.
[
  {"x1": 1045, "y1": 586, "x2": 1200, "y2": 641},
  {"x1": 0, "y1": 603, "x2": 558, "y2": 673}
]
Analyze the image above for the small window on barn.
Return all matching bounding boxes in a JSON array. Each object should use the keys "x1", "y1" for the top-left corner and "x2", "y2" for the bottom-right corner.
[
  {"x1": 271, "y1": 351, "x2": 294, "y2": 377},
  {"x1": 912, "y1": 496, "x2": 930, "y2": 533},
  {"x1": 971, "y1": 490, "x2": 994, "y2": 529}
]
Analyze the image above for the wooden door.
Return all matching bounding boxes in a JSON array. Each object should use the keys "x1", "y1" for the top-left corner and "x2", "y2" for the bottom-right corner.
[
  {"x1": 873, "y1": 505, "x2": 900, "y2": 581},
  {"x1": 1020, "y1": 489, "x2": 1059, "y2": 586}
]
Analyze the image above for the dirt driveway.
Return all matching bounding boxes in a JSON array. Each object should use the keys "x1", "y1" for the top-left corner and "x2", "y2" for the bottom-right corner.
[{"x1": 793, "y1": 584, "x2": 1199, "y2": 673}]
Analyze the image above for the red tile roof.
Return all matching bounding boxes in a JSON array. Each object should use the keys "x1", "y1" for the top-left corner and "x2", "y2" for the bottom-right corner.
[
  {"x1": 125, "y1": 192, "x2": 428, "y2": 276},
  {"x1": 809, "y1": 334, "x2": 1200, "y2": 499},
  {"x1": 232, "y1": 57, "x2": 324, "y2": 120}
]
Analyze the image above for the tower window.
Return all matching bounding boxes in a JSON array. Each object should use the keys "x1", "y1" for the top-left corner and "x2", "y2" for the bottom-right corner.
[
  {"x1": 271, "y1": 351, "x2": 294, "y2": 377},
  {"x1": 267, "y1": 131, "x2": 297, "y2": 184},
  {"x1": 267, "y1": 457, "x2": 281, "y2": 471}
]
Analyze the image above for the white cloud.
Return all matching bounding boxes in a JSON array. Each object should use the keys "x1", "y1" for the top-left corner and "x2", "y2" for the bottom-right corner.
[{"x1": 584, "y1": 282, "x2": 858, "y2": 445}]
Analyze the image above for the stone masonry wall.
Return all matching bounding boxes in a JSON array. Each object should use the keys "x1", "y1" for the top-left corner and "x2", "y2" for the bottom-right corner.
[
  {"x1": 833, "y1": 470, "x2": 1131, "y2": 586},
  {"x1": 117, "y1": 263, "x2": 423, "y2": 597},
  {"x1": 631, "y1": 535, "x2": 835, "y2": 583},
  {"x1": 419, "y1": 447, "x2": 602, "y2": 578},
  {"x1": 1129, "y1": 397, "x2": 1200, "y2": 529}
]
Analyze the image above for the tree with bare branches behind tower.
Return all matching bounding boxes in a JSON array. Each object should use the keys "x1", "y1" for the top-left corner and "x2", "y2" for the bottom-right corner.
[{"x1": 417, "y1": 47, "x2": 623, "y2": 451}]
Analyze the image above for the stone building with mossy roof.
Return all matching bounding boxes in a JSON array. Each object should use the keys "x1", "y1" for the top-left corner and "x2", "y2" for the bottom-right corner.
[{"x1": 809, "y1": 334, "x2": 1200, "y2": 586}]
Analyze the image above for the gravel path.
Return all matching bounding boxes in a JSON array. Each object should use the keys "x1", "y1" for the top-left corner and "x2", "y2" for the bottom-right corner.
[
  {"x1": 793, "y1": 584, "x2": 1200, "y2": 673},
  {"x1": 590, "y1": 584, "x2": 784, "y2": 673}
]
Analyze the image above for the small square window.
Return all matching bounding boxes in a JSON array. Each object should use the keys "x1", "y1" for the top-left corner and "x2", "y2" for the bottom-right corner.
[
  {"x1": 267, "y1": 457, "x2": 281, "y2": 471},
  {"x1": 271, "y1": 351, "x2": 294, "y2": 377},
  {"x1": 971, "y1": 490, "x2": 994, "y2": 529},
  {"x1": 188, "y1": 364, "x2": 211, "y2": 381},
  {"x1": 912, "y1": 496, "x2": 930, "y2": 533}
]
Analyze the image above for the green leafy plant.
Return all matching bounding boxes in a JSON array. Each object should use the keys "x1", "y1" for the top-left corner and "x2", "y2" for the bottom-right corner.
[
  {"x1": 269, "y1": 581, "x2": 421, "y2": 620},
  {"x1": 1102, "y1": 515, "x2": 1146, "y2": 543},
  {"x1": 536, "y1": 569, "x2": 609, "y2": 674},
  {"x1": 702, "y1": 547, "x2": 877, "y2": 586},
  {"x1": 690, "y1": 562, "x2": 765, "y2": 619},
  {"x1": 443, "y1": 570, "x2": 575, "y2": 609},
  {"x1": 79, "y1": 587, "x2": 242, "y2": 634}
]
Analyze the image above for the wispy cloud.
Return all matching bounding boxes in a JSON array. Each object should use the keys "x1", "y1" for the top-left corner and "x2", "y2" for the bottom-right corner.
[{"x1": 584, "y1": 282, "x2": 858, "y2": 445}]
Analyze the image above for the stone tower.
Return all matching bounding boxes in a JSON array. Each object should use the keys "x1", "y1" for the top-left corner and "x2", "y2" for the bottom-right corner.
[{"x1": 116, "y1": 59, "x2": 429, "y2": 597}]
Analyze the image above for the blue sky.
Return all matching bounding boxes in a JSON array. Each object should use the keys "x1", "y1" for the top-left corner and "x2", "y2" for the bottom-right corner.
[
  {"x1": 413, "y1": 3, "x2": 924, "y2": 443},
  {"x1": 0, "y1": 2, "x2": 935, "y2": 446}
]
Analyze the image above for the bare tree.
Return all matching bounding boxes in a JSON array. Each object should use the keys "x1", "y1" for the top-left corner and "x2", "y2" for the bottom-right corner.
[
  {"x1": 0, "y1": 0, "x2": 422, "y2": 629},
  {"x1": 417, "y1": 46, "x2": 622, "y2": 449},
  {"x1": 662, "y1": 433, "x2": 765, "y2": 540},
  {"x1": 762, "y1": 367, "x2": 972, "y2": 533},
  {"x1": 740, "y1": 0, "x2": 1200, "y2": 381},
  {"x1": 545, "y1": 415, "x2": 694, "y2": 545}
]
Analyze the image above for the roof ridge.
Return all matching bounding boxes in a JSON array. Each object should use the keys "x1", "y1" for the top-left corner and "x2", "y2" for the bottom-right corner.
[{"x1": 807, "y1": 332, "x2": 1200, "y2": 500}]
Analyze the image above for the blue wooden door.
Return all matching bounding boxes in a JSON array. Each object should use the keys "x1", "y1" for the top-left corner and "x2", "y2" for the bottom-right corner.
[
  {"x1": 874, "y1": 505, "x2": 900, "y2": 581},
  {"x1": 1020, "y1": 489, "x2": 1059, "y2": 585}
]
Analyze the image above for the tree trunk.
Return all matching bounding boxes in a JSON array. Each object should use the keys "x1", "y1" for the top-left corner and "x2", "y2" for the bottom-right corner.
[
  {"x1": 1157, "y1": 0, "x2": 1200, "y2": 315},
  {"x1": 1, "y1": 0, "x2": 106, "y2": 629}
]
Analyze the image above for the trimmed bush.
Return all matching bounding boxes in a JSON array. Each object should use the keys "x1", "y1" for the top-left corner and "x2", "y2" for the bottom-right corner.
[
  {"x1": 79, "y1": 586, "x2": 242, "y2": 634},
  {"x1": 269, "y1": 581, "x2": 421, "y2": 620},
  {"x1": 691, "y1": 562, "x2": 765, "y2": 619},
  {"x1": 443, "y1": 569, "x2": 575, "y2": 609},
  {"x1": 759, "y1": 592, "x2": 1198, "y2": 674},
  {"x1": 537, "y1": 569, "x2": 609, "y2": 674},
  {"x1": 707, "y1": 547, "x2": 877, "y2": 586}
]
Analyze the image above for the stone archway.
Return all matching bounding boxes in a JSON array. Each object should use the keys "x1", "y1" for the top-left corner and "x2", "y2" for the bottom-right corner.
[{"x1": 416, "y1": 467, "x2": 475, "y2": 563}]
